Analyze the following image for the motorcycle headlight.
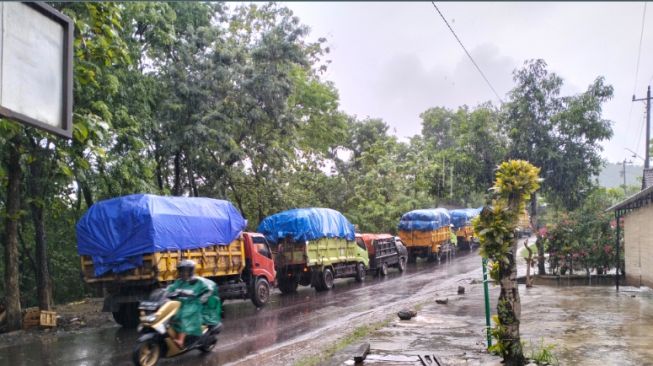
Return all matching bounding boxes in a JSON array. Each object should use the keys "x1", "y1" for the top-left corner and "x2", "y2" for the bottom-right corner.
[{"x1": 144, "y1": 314, "x2": 157, "y2": 323}]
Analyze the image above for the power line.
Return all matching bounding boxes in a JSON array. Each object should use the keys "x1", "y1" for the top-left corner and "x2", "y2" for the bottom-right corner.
[
  {"x1": 626, "y1": 3, "x2": 647, "y2": 157},
  {"x1": 633, "y1": 3, "x2": 647, "y2": 95},
  {"x1": 430, "y1": 2, "x2": 504, "y2": 104}
]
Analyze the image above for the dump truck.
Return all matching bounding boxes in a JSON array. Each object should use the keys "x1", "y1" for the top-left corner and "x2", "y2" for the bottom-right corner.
[
  {"x1": 398, "y1": 208, "x2": 453, "y2": 262},
  {"x1": 77, "y1": 194, "x2": 276, "y2": 328},
  {"x1": 258, "y1": 208, "x2": 369, "y2": 293},
  {"x1": 450, "y1": 208, "x2": 481, "y2": 250},
  {"x1": 356, "y1": 233, "x2": 408, "y2": 276}
]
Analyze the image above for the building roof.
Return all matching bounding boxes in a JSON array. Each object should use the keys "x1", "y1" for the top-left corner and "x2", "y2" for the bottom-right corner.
[{"x1": 607, "y1": 184, "x2": 653, "y2": 216}]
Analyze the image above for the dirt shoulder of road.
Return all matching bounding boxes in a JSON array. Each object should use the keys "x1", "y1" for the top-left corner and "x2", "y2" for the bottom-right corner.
[{"x1": 0, "y1": 297, "x2": 114, "y2": 349}]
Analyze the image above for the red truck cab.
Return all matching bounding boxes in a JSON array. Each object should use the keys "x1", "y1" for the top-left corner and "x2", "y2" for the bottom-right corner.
[
  {"x1": 243, "y1": 232, "x2": 276, "y2": 285},
  {"x1": 240, "y1": 232, "x2": 277, "y2": 306}
]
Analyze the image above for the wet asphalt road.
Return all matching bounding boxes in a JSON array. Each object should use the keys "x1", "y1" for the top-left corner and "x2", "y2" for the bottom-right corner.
[{"x1": 0, "y1": 250, "x2": 483, "y2": 366}]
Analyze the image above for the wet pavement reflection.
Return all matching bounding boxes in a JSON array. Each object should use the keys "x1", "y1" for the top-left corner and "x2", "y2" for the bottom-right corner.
[{"x1": 0, "y1": 250, "x2": 483, "y2": 366}]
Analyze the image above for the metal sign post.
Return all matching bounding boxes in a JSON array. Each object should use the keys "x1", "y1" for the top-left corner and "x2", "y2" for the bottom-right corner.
[{"x1": 482, "y1": 257, "x2": 492, "y2": 348}]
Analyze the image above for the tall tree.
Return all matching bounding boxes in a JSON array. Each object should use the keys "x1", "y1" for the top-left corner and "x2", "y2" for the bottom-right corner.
[
  {"x1": 1, "y1": 127, "x2": 23, "y2": 330},
  {"x1": 503, "y1": 59, "x2": 613, "y2": 274}
]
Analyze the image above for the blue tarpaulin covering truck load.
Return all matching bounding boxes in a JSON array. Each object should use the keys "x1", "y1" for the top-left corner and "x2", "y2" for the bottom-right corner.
[
  {"x1": 398, "y1": 208, "x2": 453, "y2": 262},
  {"x1": 77, "y1": 194, "x2": 277, "y2": 328},
  {"x1": 77, "y1": 194, "x2": 248, "y2": 276},
  {"x1": 257, "y1": 207, "x2": 356, "y2": 245},
  {"x1": 450, "y1": 208, "x2": 481, "y2": 229},
  {"x1": 398, "y1": 208, "x2": 451, "y2": 231},
  {"x1": 257, "y1": 208, "x2": 367, "y2": 293},
  {"x1": 450, "y1": 208, "x2": 481, "y2": 250}
]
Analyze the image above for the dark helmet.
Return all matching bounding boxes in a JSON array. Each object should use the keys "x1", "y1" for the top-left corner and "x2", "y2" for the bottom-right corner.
[{"x1": 177, "y1": 259, "x2": 196, "y2": 278}]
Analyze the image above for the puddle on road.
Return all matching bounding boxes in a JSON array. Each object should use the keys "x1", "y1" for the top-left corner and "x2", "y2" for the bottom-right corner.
[
  {"x1": 520, "y1": 285, "x2": 653, "y2": 366},
  {"x1": 355, "y1": 283, "x2": 653, "y2": 366}
]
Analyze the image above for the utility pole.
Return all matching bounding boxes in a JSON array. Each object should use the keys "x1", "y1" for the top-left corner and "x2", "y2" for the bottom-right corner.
[
  {"x1": 621, "y1": 159, "x2": 632, "y2": 193},
  {"x1": 633, "y1": 86, "x2": 652, "y2": 169}
]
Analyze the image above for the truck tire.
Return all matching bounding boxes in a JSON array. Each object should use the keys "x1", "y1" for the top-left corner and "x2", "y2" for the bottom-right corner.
[
  {"x1": 278, "y1": 277, "x2": 299, "y2": 294},
  {"x1": 316, "y1": 268, "x2": 334, "y2": 292},
  {"x1": 355, "y1": 263, "x2": 366, "y2": 282},
  {"x1": 379, "y1": 262, "x2": 388, "y2": 277},
  {"x1": 250, "y1": 277, "x2": 270, "y2": 307},
  {"x1": 397, "y1": 257, "x2": 406, "y2": 272},
  {"x1": 112, "y1": 302, "x2": 139, "y2": 328},
  {"x1": 407, "y1": 253, "x2": 416, "y2": 264}
]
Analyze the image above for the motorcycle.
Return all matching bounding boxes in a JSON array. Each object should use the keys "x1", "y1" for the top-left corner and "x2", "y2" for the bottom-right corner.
[{"x1": 132, "y1": 289, "x2": 222, "y2": 366}]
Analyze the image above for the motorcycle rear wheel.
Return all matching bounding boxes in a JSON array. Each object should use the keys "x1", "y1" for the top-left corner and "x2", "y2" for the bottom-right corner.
[{"x1": 132, "y1": 339, "x2": 161, "y2": 366}]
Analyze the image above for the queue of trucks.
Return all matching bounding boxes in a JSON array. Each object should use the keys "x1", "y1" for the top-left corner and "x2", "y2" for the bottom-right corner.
[{"x1": 76, "y1": 194, "x2": 480, "y2": 327}]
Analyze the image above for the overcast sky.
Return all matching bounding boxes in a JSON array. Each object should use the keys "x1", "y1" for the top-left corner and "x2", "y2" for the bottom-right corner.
[{"x1": 282, "y1": 2, "x2": 653, "y2": 164}]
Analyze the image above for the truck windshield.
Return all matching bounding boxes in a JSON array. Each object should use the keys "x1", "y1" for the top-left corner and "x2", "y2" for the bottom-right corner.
[
  {"x1": 253, "y1": 236, "x2": 272, "y2": 258},
  {"x1": 356, "y1": 238, "x2": 366, "y2": 251}
]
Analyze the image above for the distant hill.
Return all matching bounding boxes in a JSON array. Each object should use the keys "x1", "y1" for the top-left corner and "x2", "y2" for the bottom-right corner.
[{"x1": 597, "y1": 162, "x2": 642, "y2": 188}]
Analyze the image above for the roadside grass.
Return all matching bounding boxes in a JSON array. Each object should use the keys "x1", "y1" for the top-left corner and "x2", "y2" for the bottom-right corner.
[
  {"x1": 526, "y1": 338, "x2": 559, "y2": 366},
  {"x1": 293, "y1": 317, "x2": 393, "y2": 366}
]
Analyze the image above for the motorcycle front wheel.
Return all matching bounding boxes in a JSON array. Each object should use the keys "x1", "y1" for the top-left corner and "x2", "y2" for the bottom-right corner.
[
  {"x1": 200, "y1": 335, "x2": 217, "y2": 353},
  {"x1": 132, "y1": 339, "x2": 161, "y2": 366}
]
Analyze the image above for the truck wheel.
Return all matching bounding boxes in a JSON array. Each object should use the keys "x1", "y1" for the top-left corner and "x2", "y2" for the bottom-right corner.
[
  {"x1": 113, "y1": 303, "x2": 139, "y2": 328},
  {"x1": 379, "y1": 262, "x2": 388, "y2": 277},
  {"x1": 316, "y1": 268, "x2": 334, "y2": 292},
  {"x1": 278, "y1": 277, "x2": 299, "y2": 294},
  {"x1": 250, "y1": 278, "x2": 270, "y2": 307},
  {"x1": 355, "y1": 263, "x2": 366, "y2": 282},
  {"x1": 398, "y1": 257, "x2": 406, "y2": 272},
  {"x1": 407, "y1": 254, "x2": 416, "y2": 264}
]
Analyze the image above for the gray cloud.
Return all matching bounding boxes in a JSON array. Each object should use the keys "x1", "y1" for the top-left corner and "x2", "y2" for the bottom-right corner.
[{"x1": 285, "y1": 2, "x2": 653, "y2": 163}]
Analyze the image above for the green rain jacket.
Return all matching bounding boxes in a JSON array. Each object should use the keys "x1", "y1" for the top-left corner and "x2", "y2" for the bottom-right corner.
[
  {"x1": 196, "y1": 276, "x2": 222, "y2": 325},
  {"x1": 450, "y1": 229, "x2": 458, "y2": 247},
  {"x1": 166, "y1": 277, "x2": 209, "y2": 336}
]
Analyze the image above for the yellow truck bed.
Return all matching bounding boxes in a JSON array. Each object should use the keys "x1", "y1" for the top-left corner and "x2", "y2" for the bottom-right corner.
[
  {"x1": 455, "y1": 226, "x2": 475, "y2": 241},
  {"x1": 81, "y1": 239, "x2": 245, "y2": 284},
  {"x1": 399, "y1": 227, "x2": 450, "y2": 248}
]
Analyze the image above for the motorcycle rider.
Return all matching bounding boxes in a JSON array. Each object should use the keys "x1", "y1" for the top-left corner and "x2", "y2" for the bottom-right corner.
[
  {"x1": 449, "y1": 224, "x2": 458, "y2": 247},
  {"x1": 166, "y1": 259, "x2": 210, "y2": 348},
  {"x1": 195, "y1": 275, "x2": 222, "y2": 327}
]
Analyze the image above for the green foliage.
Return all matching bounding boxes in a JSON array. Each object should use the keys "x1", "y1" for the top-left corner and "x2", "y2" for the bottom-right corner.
[
  {"x1": 543, "y1": 187, "x2": 621, "y2": 275},
  {"x1": 503, "y1": 59, "x2": 613, "y2": 211},
  {"x1": 526, "y1": 338, "x2": 559, "y2": 366},
  {"x1": 475, "y1": 160, "x2": 541, "y2": 262},
  {"x1": 0, "y1": 3, "x2": 618, "y2": 316},
  {"x1": 418, "y1": 104, "x2": 507, "y2": 206}
]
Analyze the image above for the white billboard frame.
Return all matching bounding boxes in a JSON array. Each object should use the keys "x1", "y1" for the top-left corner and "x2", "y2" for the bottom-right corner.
[{"x1": 0, "y1": 2, "x2": 73, "y2": 139}]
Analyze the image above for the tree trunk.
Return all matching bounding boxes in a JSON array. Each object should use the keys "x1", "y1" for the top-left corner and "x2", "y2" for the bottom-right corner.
[
  {"x1": 3, "y1": 140, "x2": 23, "y2": 330},
  {"x1": 531, "y1": 194, "x2": 545, "y2": 275},
  {"x1": 173, "y1": 150, "x2": 182, "y2": 196},
  {"x1": 524, "y1": 241, "x2": 533, "y2": 288},
  {"x1": 79, "y1": 179, "x2": 94, "y2": 208},
  {"x1": 497, "y1": 239, "x2": 525, "y2": 366},
  {"x1": 28, "y1": 143, "x2": 54, "y2": 310}
]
